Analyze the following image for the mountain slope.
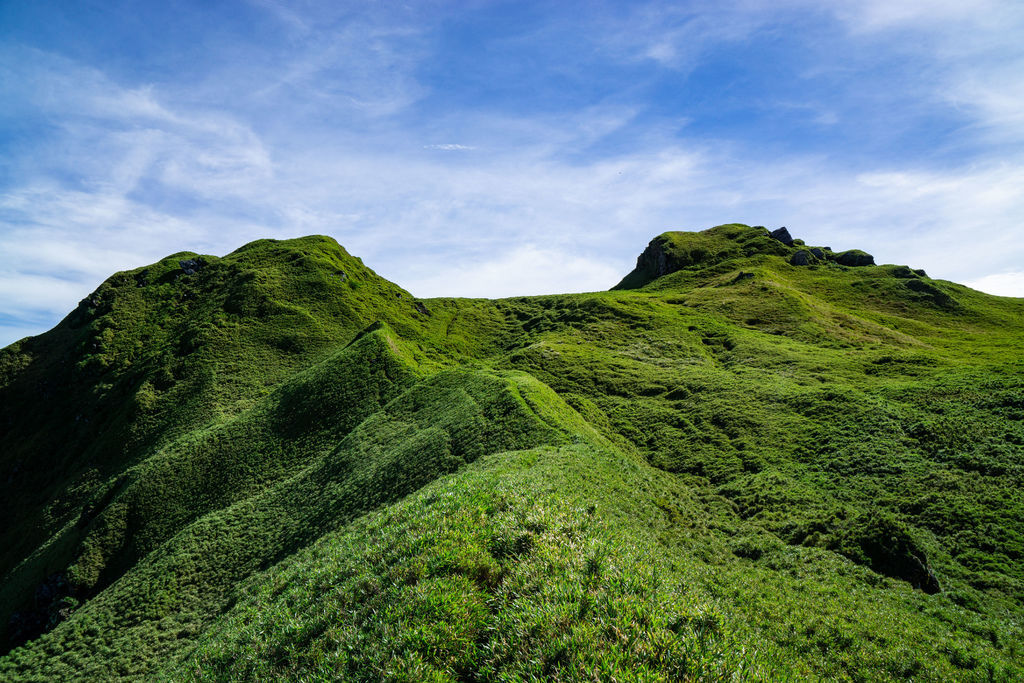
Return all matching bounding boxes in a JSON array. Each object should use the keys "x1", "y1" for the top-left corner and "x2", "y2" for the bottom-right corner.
[{"x1": 2, "y1": 225, "x2": 1022, "y2": 680}]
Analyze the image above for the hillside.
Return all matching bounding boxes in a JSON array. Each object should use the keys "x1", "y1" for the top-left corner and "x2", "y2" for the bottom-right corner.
[{"x1": 1, "y1": 224, "x2": 1023, "y2": 680}]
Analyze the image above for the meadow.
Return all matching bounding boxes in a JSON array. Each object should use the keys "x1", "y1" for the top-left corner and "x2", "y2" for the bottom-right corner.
[{"x1": 1, "y1": 225, "x2": 1021, "y2": 680}]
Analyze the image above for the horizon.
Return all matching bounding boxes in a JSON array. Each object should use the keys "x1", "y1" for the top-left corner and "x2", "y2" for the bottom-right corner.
[{"x1": 3, "y1": 0, "x2": 1024, "y2": 347}]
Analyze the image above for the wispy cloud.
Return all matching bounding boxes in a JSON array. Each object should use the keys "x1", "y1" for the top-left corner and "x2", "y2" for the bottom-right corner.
[
  {"x1": 597, "y1": 0, "x2": 773, "y2": 70},
  {"x1": 830, "y1": 0, "x2": 1024, "y2": 146},
  {"x1": 964, "y1": 272, "x2": 1024, "y2": 299},
  {"x1": 835, "y1": 0, "x2": 1006, "y2": 32},
  {"x1": 405, "y1": 244, "x2": 623, "y2": 299}
]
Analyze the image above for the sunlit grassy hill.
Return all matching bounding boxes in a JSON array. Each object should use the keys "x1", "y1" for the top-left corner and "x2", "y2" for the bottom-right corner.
[{"x1": 2, "y1": 224, "x2": 1022, "y2": 680}]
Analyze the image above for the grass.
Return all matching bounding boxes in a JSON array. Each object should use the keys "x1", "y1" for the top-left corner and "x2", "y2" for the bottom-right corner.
[{"x1": 1, "y1": 224, "x2": 1022, "y2": 679}]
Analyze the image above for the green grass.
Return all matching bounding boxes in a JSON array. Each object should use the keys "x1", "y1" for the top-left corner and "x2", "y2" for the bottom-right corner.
[{"x1": 1, "y1": 225, "x2": 1022, "y2": 680}]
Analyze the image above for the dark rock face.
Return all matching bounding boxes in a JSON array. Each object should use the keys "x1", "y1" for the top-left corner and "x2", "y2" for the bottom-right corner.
[
  {"x1": 614, "y1": 234, "x2": 715, "y2": 290},
  {"x1": 6, "y1": 573, "x2": 78, "y2": 650},
  {"x1": 413, "y1": 301, "x2": 430, "y2": 316},
  {"x1": 810, "y1": 248, "x2": 825, "y2": 260},
  {"x1": 789, "y1": 250, "x2": 813, "y2": 266},
  {"x1": 179, "y1": 258, "x2": 205, "y2": 275},
  {"x1": 636, "y1": 239, "x2": 675, "y2": 279},
  {"x1": 769, "y1": 227, "x2": 794, "y2": 246},
  {"x1": 835, "y1": 250, "x2": 874, "y2": 267}
]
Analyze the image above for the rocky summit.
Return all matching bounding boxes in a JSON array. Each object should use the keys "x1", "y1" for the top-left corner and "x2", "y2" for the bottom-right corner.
[{"x1": 1, "y1": 224, "x2": 1022, "y2": 680}]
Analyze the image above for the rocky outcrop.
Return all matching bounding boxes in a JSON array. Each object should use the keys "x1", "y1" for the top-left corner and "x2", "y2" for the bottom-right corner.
[
  {"x1": 635, "y1": 238, "x2": 676, "y2": 279},
  {"x1": 769, "y1": 227, "x2": 794, "y2": 246},
  {"x1": 835, "y1": 250, "x2": 874, "y2": 267},
  {"x1": 789, "y1": 250, "x2": 813, "y2": 266},
  {"x1": 179, "y1": 258, "x2": 205, "y2": 275}
]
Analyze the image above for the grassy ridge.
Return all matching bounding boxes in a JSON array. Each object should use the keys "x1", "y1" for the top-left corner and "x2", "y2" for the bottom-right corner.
[
  {"x1": 173, "y1": 445, "x2": 783, "y2": 681},
  {"x1": 1, "y1": 224, "x2": 1023, "y2": 679},
  {"x1": 0, "y1": 333, "x2": 587, "y2": 679},
  {"x1": 175, "y1": 441, "x2": 1018, "y2": 680}
]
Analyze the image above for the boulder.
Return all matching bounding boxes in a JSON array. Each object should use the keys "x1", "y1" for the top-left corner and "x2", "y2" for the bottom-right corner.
[
  {"x1": 809, "y1": 248, "x2": 825, "y2": 259},
  {"x1": 789, "y1": 250, "x2": 813, "y2": 266},
  {"x1": 835, "y1": 250, "x2": 874, "y2": 267},
  {"x1": 769, "y1": 227, "x2": 794, "y2": 246}
]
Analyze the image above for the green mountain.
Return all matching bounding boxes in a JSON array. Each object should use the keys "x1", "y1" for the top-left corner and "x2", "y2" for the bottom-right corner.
[{"x1": 1, "y1": 224, "x2": 1022, "y2": 680}]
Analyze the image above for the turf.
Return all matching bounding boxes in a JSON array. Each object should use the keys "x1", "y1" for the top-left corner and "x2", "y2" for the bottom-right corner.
[{"x1": 1, "y1": 224, "x2": 1022, "y2": 680}]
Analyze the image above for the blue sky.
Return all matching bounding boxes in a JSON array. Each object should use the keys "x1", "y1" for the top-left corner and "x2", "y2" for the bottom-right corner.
[{"x1": 2, "y1": 0, "x2": 1024, "y2": 346}]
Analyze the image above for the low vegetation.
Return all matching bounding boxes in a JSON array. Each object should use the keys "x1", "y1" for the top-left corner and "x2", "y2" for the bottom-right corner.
[{"x1": 1, "y1": 224, "x2": 1021, "y2": 679}]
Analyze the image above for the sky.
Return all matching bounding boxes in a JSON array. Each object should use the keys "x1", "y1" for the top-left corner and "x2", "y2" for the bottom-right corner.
[{"x1": 2, "y1": 0, "x2": 1024, "y2": 346}]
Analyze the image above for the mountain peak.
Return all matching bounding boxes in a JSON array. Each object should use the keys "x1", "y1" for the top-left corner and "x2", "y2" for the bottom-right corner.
[{"x1": 612, "y1": 223, "x2": 877, "y2": 290}]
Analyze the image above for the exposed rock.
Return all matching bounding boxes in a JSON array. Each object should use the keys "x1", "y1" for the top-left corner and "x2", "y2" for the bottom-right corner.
[
  {"x1": 731, "y1": 271, "x2": 754, "y2": 283},
  {"x1": 809, "y1": 248, "x2": 825, "y2": 260},
  {"x1": 835, "y1": 250, "x2": 874, "y2": 267},
  {"x1": 789, "y1": 250, "x2": 813, "y2": 266},
  {"x1": 414, "y1": 301, "x2": 430, "y2": 316},
  {"x1": 179, "y1": 258, "x2": 205, "y2": 275},
  {"x1": 769, "y1": 227, "x2": 794, "y2": 246},
  {"x1": 636, "y1": 239, "x2": 674, "y2": 278},
  {"x1": 614, "y1": 225, "x2": 806, "y2": 290},
  {"x1": 891, "y1": 265, "x2": 919, "y2": 279}
]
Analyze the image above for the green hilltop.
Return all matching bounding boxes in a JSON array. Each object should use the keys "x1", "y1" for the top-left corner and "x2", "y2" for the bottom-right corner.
[{"x1": 1, "y1": 224, "x2": 1022, "y2": 680}]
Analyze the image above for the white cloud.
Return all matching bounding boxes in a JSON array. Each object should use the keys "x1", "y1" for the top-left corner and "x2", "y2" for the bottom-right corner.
[
  {"x1": 246, "y1": 21, "x2": 429, "y2": 118},
  {"x1": 404, "y1": 245, "x2": 623, "y2": 299},
  {"x1": 835, "y1": 0, "x2": 1003, "y2": 32},
  {"x1": 828, "y1": 0, "x2": 1024, "y2": 144},
  {"x1": 963, "y1": 272, "x2": 1024, "y2": 298},
  {"x1": 0, "y1": 274, "x2": 91, "y2": 315}
]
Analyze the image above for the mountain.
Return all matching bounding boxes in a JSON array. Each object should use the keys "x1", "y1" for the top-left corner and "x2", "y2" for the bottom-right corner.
[{"x1": 1, "y1": 224, "x2": 1022, "y2": 680}]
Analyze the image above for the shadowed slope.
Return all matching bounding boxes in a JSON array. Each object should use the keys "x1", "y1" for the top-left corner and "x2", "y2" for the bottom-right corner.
[{"x1": 0, "y1": 339, "x2": 596, "y2": 679}]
